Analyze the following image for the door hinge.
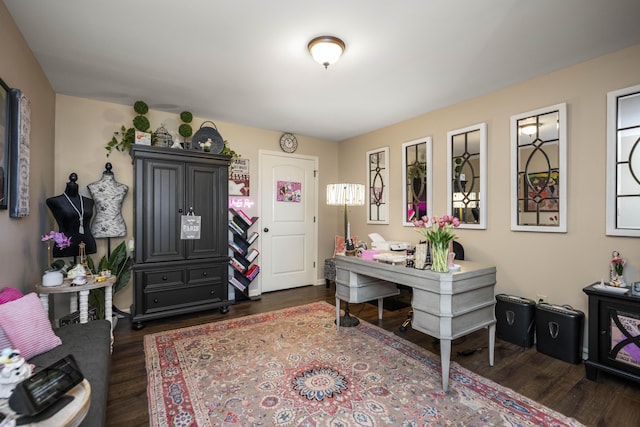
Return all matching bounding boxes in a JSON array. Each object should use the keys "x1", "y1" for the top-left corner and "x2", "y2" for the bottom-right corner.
[
  {"x1": 313, "y1": 261, "x2": 316, "y2": 268},
  {"x1": 314, "y1": 216, "x2": 316, "y2": 223},
  {"x1": 314, "y1": 170, "x2": 317, "y2": 178}
]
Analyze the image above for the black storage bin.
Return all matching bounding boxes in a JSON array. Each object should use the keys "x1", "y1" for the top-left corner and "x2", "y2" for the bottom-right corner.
[
  {"x1": 535, "y1": 303, "x2": 584, "y2": 364},
  {"x1": 495, "y1": 294, "x2": 536, "y2": 348}
]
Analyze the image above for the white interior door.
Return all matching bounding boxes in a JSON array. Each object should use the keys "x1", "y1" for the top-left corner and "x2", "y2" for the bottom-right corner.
[{"x1": 259, "y1": 150, "x2": 317, "y2": 292}]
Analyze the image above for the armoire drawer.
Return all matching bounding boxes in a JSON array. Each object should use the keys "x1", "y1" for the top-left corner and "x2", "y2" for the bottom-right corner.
[
  {"x1": 144, "y1": 283, "x2": 226, "y2": 312},
  {"x1": 187, "y1": 264, "x2": 223, "y2": 284},
  {"x1": 143, "y1": 269, "x2": 185, "y2": 288}
]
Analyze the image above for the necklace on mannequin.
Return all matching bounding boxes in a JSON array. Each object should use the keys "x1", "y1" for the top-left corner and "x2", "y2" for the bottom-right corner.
[{"x1": 63, "y1": 192, "x2": 85, "y2": 234}]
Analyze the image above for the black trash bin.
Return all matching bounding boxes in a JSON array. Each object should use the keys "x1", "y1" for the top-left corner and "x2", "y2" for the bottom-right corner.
[
  {"x1": 495, "y1": 294, "x2": 536, "y2": 348},
  {"x1": 535, "y1": 303, "x2": 584, "y2": 364}
]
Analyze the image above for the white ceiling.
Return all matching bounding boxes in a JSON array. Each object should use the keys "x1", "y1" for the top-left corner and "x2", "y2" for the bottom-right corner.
[{"x1": 4, "y1": 0, "x2": 640, "y2": 141}]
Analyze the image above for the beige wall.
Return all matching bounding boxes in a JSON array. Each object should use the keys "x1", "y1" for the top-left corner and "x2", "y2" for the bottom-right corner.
[
  {"x1": 0, "y1": 2, "x2": 56, "y2": 293},
  {"x1": 54, "y1": 96, "x2": 340, "y2": 310},
  {"x1": 340, "y1": 44, "x2": 640, "y2": 314},
  {"x1": 2, "y1": 0, "x2": 639, "y2": 322}
]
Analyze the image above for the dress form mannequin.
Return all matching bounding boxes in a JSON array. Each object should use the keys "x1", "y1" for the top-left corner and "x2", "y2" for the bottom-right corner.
[
  {"x1": 87, "y1": 163, "x2": 128, "y2": 238},
  {"x1": 46, "y1": 173, "x2": 96, "y2": 257}
]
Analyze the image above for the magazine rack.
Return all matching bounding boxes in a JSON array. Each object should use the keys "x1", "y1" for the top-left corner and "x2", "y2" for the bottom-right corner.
[{"x1": 228, "y1": 208, "x2": 259, "y2": 300}]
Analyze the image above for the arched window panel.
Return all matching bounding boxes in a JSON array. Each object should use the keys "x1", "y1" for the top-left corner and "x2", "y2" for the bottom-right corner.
[
  {"x1": 606, "y1": 84, "x2": 640, "y2": 236},
  {"x1": 402, "y1": 137, "x2": 432, "y2": 226},
  {"x1": 447, "y1": 123, "x2": 487, "y2": 229},
  {"x1": 510, "y1": 103, "x2": 567, "y2": 232},
  {"x1": 366, "y1": 147, "x2": 389, "y2": 224}
]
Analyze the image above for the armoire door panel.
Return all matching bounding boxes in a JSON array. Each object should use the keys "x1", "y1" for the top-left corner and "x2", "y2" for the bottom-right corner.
[{"x1": 142, "y1": 159, "x2": 185, "y2": 263}]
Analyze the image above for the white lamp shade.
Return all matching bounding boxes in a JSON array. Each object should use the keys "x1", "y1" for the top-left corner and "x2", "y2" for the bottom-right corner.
[
  {"x1": 326, "y1": 183, "x2": 365, "y2": 206},
  {"x1": 308, "y1": 36, "x2": 345, "y2": 68}
]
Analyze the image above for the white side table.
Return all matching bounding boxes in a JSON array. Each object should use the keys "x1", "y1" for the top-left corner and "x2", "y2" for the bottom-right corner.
[{"x1": 34, "y1": 277, "x2": 116, "y2": 327}]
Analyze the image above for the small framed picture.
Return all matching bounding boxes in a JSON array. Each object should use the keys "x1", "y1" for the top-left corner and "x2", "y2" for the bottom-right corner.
[{"x1": 632, "y1": 282, "x2": 640, "y2": 297}]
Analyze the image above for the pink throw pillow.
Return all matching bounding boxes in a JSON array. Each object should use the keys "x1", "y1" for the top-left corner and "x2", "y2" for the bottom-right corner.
[
  {"x1": 0, "y1": 329, "x2": 10, "y2": 351},
  {"x1": 0, "y1": 287, "x2": 23, "y2": 305},
  {"x1": 0, "y1": 287, "x2": 23, "y2": 351},
  {"x1": 0, "y1": 293, "x2": 61, "y2": 360}
]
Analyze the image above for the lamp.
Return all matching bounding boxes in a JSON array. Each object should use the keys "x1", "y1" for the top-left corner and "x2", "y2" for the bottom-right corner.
[
  {"x1": 519, "y1": 122, "x2": 540, "y2": 136},
  {"x1": 308, "y1": 36, "x2": 345, "y2": 69},
  {"x1": 326, "y1": 183, "x2": 365, "y2": 327}
]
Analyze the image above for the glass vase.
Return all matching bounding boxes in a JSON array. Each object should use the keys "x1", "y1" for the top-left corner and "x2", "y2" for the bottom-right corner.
[{"x1": 431, "y1": 241, "x2": 450, "y2": 272}]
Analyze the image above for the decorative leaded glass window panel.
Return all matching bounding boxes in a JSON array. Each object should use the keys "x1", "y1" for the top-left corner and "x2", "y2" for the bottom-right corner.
[
  {"x1": 402, "y1": 137, "x2": 432, "y2": 226},
  {"x1": 607, "y1": 84, "x2": 640, "y2": 237},
  {"x1": 511, "y1": 103, "x2": 567, "y2": 232},
  {"x1": 447, "y1": 123, "x2": 487, "y2": 229},
  {"x1": 366, "y1": 147, "x2": 389, "y2": 224}
]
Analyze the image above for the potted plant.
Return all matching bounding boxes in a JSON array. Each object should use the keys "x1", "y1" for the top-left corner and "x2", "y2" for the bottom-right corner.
[
  {"x1": 179, "y1": 111, "x2": 193, "y2": 148},
  {"x1": 105, "y1": 100, "x2": 151, "y2": 156},
  {"x1": 86, "y1": 241, "x2": 133, "y2": 320},
  {"x1": 132, "y1": 100, "x2": 151, "y2": 145}
]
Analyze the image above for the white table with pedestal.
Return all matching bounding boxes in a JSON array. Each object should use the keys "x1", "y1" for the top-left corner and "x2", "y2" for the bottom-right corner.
[
  {"x1": 335, "y1": 255, "x2": 497, "y2": 391},
  {"x1": 35, "y1": 277, "x2": 116, "y2": 327}
]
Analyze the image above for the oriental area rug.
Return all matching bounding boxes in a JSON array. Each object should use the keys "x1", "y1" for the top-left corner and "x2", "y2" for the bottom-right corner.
[{"x1": 144, "y1": 302, "x2": 584, "y2": 427}]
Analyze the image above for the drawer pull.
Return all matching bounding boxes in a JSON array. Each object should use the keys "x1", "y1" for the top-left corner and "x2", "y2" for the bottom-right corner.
[
  {"x1": 202, "y1": 272, "x2": 208, "y2": 277},
  {"x1": 154, "y1": 298, "x2": 159, "y2": 303},
  {"x1": 210, "y1": 290, "x2": 215, "y2": 295},
  {"x1": 162, "y1": 276, "x2": 167, "y2": 281}
]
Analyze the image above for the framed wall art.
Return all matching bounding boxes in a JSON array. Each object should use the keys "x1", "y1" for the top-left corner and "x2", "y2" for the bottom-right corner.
[
  {"x1": 8, "y1": 88, "x2": 31, "y2": 217},
  {"x1": 0, "y1": 78, "x2": 9, "y2": 210}
]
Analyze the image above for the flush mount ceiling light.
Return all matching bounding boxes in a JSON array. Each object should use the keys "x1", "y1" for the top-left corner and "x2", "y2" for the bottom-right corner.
[{"x1": 308, "y1": 36, "x2": 345, "y2": 69}]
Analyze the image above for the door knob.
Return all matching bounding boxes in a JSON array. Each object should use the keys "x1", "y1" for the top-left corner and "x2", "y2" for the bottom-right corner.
[{"x1": 263, "y1": 227, "x2": 269, "y2": 232}]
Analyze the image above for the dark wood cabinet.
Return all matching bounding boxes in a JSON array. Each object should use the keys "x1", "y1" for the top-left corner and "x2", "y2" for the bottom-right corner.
[
  {"x1": 583, "y1": 283, "x2": 640, "y2": 384},
  {"x1": 130, "y1": 145, "x2": 230, "y2": 329}
]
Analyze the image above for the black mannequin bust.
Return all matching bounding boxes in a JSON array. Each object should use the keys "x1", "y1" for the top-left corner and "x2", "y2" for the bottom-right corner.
[{"x1": 46, "y1": 173, "x2": 96, "y2": 257}]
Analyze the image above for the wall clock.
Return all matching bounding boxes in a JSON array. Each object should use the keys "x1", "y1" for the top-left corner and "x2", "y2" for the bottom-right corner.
[{"x1": 279, "y1": 133, "x2": 298, "y2": 153}]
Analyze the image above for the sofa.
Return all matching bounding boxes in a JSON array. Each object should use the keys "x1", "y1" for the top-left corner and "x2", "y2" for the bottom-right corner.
[
  {"x1": 0, "y1": 290, "x2": 111, "y2": 427},
  {"x1": 29, "y1": 320, "x2": 112, "y2": 426}
]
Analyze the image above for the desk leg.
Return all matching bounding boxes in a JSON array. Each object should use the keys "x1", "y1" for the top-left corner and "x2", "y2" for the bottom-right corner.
[
  {"x1": 105, "y1": 285, "x2": 113, "y2": 328},
  {"x1": 488, "y1": 323, "x2": 495, "y2": 366},
  {"x1": 335, "y1": 296, "x2": 341, "y2": 332},
  {"x1": 78, "y1": 290, "x2": 89, "y2": 324},
  {"x1": 440, "y1": 339, "x2": 451, "y2": 392},
  {"x1": 70, "y1": 293, "x2": 78, "y2": 313},
  {"x1": 377, "y1": 298, "x2": 383, "y2": 320},
  {"x1": 39, "y1": 293, "x2": 49, "y2": 315}
]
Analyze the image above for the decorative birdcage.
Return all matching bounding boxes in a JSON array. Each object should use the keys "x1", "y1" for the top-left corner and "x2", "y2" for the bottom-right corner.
[{"x1": 152, "y1": 124, "x2": 173, "y2": 148}]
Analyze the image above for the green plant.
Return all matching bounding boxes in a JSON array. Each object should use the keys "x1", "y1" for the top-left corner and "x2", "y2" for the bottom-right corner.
[
  {"x1": 132, "y1": 100, "x2": 150, "y2": 132},
  {"x1": 86, "y1": 241, "x2": 133, "y2": 319},
  {"x1": 105, "y1": 100, "x2": 150, "y2": 156},
  {"x1": 221, "y1": 140, "x2": 241, "y2": 163},
  {"x1": 106, "y1": 125, "x2": 135, "y2": 157},
  {"x1": 179, "y1": 111, "x2": 193, "y2": 141}
]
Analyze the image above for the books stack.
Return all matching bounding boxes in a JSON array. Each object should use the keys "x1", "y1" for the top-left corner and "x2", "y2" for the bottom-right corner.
[
  {"x1": 228, "y1": 220, "x2": 244, "y2": 236},
  {"x1": 245, "y1": 248, "x2": 259, "y2": 263},
  {"x1": 245, "y1": 264, "x2": 260, "y2": 281},
  {"x1": 229, "y1": 276, "x2": 246, "y2": 292},
  {"x1": 228, "y1": 241, "x2": 245, "y2": 255},
  {"x1": 237, "y1": 209, "x2": 254, "y2": 226},
  {"x1": 247, "y1": 231, "x2": 259, "y2": 244},
  {"x1": 229, "y1": 258, "x2": 246, "y2": 273}
]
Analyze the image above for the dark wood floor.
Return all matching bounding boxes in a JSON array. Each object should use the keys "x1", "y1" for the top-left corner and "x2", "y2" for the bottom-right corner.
[{"x1": 107, "y1": 285, "x2": 640, "y2": 426}]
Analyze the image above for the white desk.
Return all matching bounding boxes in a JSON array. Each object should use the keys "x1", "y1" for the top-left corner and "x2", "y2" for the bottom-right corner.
[
  {"x1": 35, "y1": 277, "x2": 115, "y2": 327},
  {"x1": 335, "y1": 256, "x2": 496, "y2": 391}
]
